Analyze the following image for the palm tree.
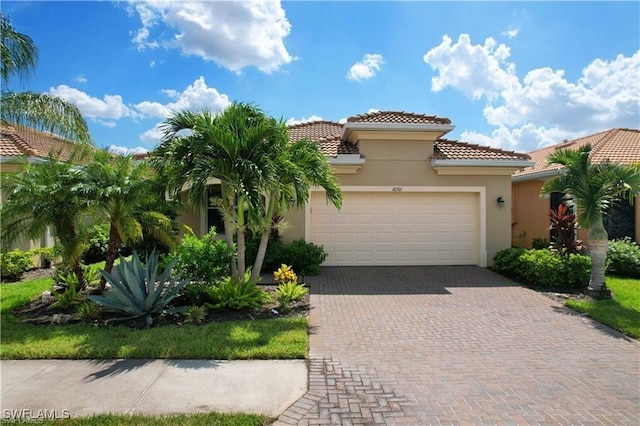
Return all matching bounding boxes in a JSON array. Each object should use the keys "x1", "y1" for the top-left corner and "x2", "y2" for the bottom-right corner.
[
  {"x1": 79, "y1": 150, "x2": 181, "y2": 291},
  {"x1": 154, "y1": 103, "x2": 278, "y2": 279},
  {"x1": 1, "y1": 151, "x2": 91, "y2": 288},
  {"x1": 1, "y1": 13, "x2": 90, "y2": 143},
  {"x1": 248, "y1": 138, "x2": 342, "y2": 281},
  {"x1": 541, "y1": 144, "x2": 640, "y2": 298}
]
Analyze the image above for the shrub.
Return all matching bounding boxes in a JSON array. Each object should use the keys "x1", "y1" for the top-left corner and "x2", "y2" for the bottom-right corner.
[
  {"x1": 87, "y1": 251, "x2": 191, "y2": 326},
  {"x1": 207, "y1": 270, "x2": 271, "y2": 311},
  {"x1": 81, "y1": 223, "x2": 110, "y2": 264},
  {"x1": 74, "y1": 300, "x2": 102, "y2": 322},
  {"x1": 273, "y1": 264, "x2": 297, "y2": 284},
  {"x1": 181, "y1": 281, "x2": 211, "y2": 306},
  {"x1": 245, "y1": 233, "x2": 285, "y2": 273},
  {"x1": 0, "y1": 249, "x2": 34, "y2": 282},
  {"x1": 607, "y1": 238, "x2": 640, "y2": 278},
  {"x1": 172, "y1": 229, "x2": 234, "y2": 284},
  {"x1": 492, "y1": 248, "x2": 525, "y2": 278},
  {"x1": 493, "y1": 248, "x2": 590, "y2": 290},
  {"x1": 274, "y1": 281, "x2": 308, "y2": 313},
  {"x1": 281, "y1": 239, "x2": 327, "y2": 277},
  {"x1": 531, "y1": 237, "x2": 549, "y2": 250}
]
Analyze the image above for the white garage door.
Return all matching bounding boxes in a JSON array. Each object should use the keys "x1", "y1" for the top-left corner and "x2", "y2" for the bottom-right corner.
[{"x1": 311, "y1": 191, "x2": 478, "y2": 266}]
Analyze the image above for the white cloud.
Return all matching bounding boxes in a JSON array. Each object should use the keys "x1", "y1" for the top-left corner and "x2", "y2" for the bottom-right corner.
[
  {"x1": 108, "y1": 145, "x2": 149, "y2": 156},
  {"x1": 133, "y1": 76, "x2": 230, "y2": 119},
  {"x1": 338, "y1": 117, "x2": 347, "y2": 124},
  {"x1": 347, "y1": 53, "x2": 385, "y2": 81},
  {"x1": 73, "y1": 74, "x2": 87, "y2": 84},
  {"x1": 94, "y1": 119, "x2": 116, "y2": 128},
  {"x1": 367, "y1": 108, "x2": 380, "y2": 114},
  {"x1": 286, "y1": 115, "x2": 323, "y2": 126},
  {"x1": 501, "y1": 29, "x2": 519, "y2": 39},
  {"x1": 49, "y1": 85, "x2": 139, "y2": 120},
  {"x1": 129, "y1": 1, "x2": 293, "y2": 73},
  {"x1": 139, "y1": 123, "x2": 164, "y2": 144},
  {"x1": 424, "y1": 34, "x2": 640, "y2": 151}
]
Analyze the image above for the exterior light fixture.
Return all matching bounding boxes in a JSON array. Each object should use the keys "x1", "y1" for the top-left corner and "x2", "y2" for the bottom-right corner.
[{"x1": 497, "y1": 196, "x2": 505, "y2": 207}]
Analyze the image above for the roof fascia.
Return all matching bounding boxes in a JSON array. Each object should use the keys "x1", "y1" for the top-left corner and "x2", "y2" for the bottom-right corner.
[
  {"x1": 512, "y1": 168, "x2": 564, "y2": 182},
  {"x1": 342, "y1": 122, "x2": 455, "y2": 141},
  {"x1": 431, "y1": 159, "x2": 534, "y2": 168}
]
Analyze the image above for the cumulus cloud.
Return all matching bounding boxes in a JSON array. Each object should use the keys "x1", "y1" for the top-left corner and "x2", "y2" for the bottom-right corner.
[
  {"x1": 286, "y1": 115, "x2": 323, "y2": 126},
  {"x1": 128, "y1": 1, "x2": 293, "y2": 73},
  {"x1": 347, "y1": 54, "x2": 385, "y2": 81},
  {"x1": 108, "y1": 145, "x2": 149, "y2": 156},
  {"x1": 133, "y1": 76, "x2": 230, "y2": 119},
  {"x1": 49, "y1": 85, "x2": 139, "y2": 120},
  {"x1": 424, "y1": 34, "x2": 640, "y2": 151}
]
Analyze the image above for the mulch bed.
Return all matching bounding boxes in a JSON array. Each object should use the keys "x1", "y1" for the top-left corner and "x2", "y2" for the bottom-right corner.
[{"x1": 11, "y1": 268, "x2": 309, "y2": 328}]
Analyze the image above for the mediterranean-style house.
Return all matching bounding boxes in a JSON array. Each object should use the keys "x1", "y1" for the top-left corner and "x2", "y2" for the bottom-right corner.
[
  {"x1": 0, "y1": 124, "x2": 79, "y2": 255},
  {"x1": 178, "y1": 111, "x2": 533, "y2": 267},
  {"x1": 511, "y1": 128, "x2": 640, "y2": 248}
]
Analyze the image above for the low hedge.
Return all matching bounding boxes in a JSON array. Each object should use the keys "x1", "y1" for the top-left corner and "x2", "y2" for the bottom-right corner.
[
  {"x1": 493, "y1": 248, "x2": 590, "y2": 290},
  {"x1": 607, "y1": 239, "x2": 640, "y2": 278}
]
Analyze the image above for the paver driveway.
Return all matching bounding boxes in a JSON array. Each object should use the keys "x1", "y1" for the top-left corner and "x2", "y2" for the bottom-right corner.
[{"x1": 276, "y1": 266, "x2": 639, "y2": 425}]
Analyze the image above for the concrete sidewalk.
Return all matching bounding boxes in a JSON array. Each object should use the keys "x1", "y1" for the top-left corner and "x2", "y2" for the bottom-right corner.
[{"x1": 1, "y1": 359, "x2": 307, "y2": 419}]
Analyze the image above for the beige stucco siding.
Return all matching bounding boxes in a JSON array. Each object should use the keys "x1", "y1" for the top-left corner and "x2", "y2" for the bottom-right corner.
[
  {"x1": 279, "y1": 137, "x2": 514, "y2": 266},
  {"x1": 511, "y1": 180, "x2": 550, "y2": 248}
]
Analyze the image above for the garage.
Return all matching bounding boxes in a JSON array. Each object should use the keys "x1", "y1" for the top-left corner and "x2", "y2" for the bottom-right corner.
[{"x1": 310, "y1": 190, "x2": 480, "y2": 266}]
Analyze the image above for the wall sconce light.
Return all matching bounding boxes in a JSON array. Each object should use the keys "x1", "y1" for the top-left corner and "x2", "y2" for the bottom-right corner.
[{"x1": 496, "y1": 196, "x2": 505, "y2": 207}]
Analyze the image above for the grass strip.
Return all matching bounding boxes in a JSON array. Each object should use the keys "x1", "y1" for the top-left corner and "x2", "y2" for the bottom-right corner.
[{"x1": 565, "y1": 277, "x2": 640, "y2": 338}]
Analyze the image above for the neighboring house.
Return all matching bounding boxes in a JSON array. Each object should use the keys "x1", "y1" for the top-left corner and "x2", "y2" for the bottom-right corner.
[
  {"x1": 179, "y1": 111, "x2": 533, "y2": 267},
  {"x1": 0, "y1": 124, "x2": 80, "y2": 256},
  {"x1": 512, "y1": 128, "x2": 640, "y2": 248}
]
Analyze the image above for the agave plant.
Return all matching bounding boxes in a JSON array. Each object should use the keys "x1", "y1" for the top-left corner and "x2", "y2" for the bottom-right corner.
[{"x1": 87, "y1": 251, "x2": 190, "y2": 326}]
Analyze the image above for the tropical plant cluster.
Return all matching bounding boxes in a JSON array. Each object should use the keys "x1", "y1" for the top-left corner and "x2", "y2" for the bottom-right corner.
[
  {"x1": 0, "y1": 247, "x2": 53, "y2": 281},
  {"x1": 245, "y1": 236, "x2": 328, "y2": 277}
]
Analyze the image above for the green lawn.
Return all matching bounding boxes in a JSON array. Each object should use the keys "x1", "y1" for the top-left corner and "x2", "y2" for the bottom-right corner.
[
  {"x1": 39, "y1": 412, "x2": 271, "y2": 426},
  {"x1": 566, "y1": 277, "x2": 640, "y2": 338},
  {"x1": 1, "y1": 277, "x2": 307, "y2": 360}
]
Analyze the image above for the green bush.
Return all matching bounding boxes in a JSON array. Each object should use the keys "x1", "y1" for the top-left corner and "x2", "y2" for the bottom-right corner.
[
  {"x1": 81, "y1": 223, "x2": 110, "y2": 264},
  {"x1": 274, "y1": 281, "x2": 308, "y2": 313},
  {"x1": 531, "y1": 237, "x2": 549, "y2": 250},
  {"x1": 207, "y1": 270, "x2": 271, "y2": 311},
  {"x1": 0, "y1": 249, "x2": 34, "y2": 282},
  {"x1": 607, "y1": 238, "x2": 640, "y2": 278},
  {"x1": 245, "y1": 233, "x2": 285, "y2": 273},
  {"x1": 492, "y1": 247, "x2": 525, "y2": 278},
  {"x1": 172, "y1": 229, "x2": 235, "y2": 284},
  {"x1": 493, "y1": 248, "x2": 590, "y2": 290},
  {"x1": 282, "y1": 239, "x2": 327, "y2": 277}
]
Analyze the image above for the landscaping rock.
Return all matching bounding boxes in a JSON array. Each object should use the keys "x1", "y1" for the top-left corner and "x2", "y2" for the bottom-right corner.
[
  {"x1": 51, "y1": 314, "x2": 73, "y2": 324},
  {"x1": 40, "y1": 290, "x2": 53, "y2": 302}
]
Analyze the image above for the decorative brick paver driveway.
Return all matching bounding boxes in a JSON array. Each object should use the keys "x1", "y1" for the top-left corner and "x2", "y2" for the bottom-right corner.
[{"x1": 275, "y1": 266, "x2": 640, "y2": 425}]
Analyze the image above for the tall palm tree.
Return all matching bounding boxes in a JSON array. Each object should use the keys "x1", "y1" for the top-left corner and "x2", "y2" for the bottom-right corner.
[
  {"x1": 154, "y1": 102, "x2": 278, "y2": 279},
  {"x1": 1, "y1": 152, "x2": 91, "y2": 288},
  {"x1": 79, "y1": 150, "x2": 181, "y2": 291},
  {"x1": 541, "y1": 144, "x2": 640, "y2": 298},
  {"x1": 248, "y1": 137, "x2": 342, "y2": 281},
  {"x1": 1, "y1": 13, "x2": 90, "y2": 143}
]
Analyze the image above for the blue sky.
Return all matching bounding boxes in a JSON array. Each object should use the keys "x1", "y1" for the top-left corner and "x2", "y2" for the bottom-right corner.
[{"x1": 3, "y1": 1, "x2": 639, "y2": 155}]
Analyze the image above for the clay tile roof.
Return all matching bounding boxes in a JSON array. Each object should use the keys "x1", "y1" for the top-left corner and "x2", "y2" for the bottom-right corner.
[
  {"x1": 433, "y1": 139, "x2": 531, "y2": 161},
  {"x1": 287, "y1": 120, "x2": 357, "y2": 158},
  {"x1": 514, "y1": 128, "x2": 640, "y2": 178},
  {"x1": 347, "y1": 110, "x2": 451, "y2": 125},
  {"x1": 288, "y1": 121, "x2": 343, "y2": 142},
  {"x1": 0, "y1": 124, "x2": 79, "y2": 161}
]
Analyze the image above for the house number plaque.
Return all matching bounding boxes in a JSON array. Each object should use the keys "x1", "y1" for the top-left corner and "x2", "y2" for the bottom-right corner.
[{"x1": 392, "y1": 187, "x2": 403, "y2": 192}]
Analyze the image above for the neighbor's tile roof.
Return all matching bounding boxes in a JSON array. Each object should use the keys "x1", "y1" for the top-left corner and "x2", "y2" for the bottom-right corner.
[
  {"x1": 433, "y1": 139, "x2": 531, "y2": 161},
  {"x1": 0, "y1": 124, "x2": 79, "y2": 161},
  {"x1": 288, "y1": 117, "x2": 529, "y2": 161},
  {"x1": 347, "y1": 110, "x2": 451, "y2": 125},
  {"x1": 515, "y1": 128, "x2": 640, "y2": 178}
]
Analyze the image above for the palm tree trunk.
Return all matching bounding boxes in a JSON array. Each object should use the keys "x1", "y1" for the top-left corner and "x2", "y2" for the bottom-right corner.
[
  {"x1": 251, "y1": 230, "x2": 271, "y2": 282},
  {"x1": 72, "y1": 261, "x2": 88, "y2": 291},
  {"x1": 587, "y1": 220, "x2": 611, "y2": 299},
  {"x1": 100, "y1": 222, "x2": 121, "y2": 292},
  {"x1": 236, "y1": 198, "x2": 246, "y2": 278}
]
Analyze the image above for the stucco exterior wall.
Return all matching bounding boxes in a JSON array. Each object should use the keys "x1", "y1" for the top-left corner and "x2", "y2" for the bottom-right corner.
[
  {"x1": 511, "y1": 180, "x2": 550, "y2": 248},
  {"x1": 281, "y1": 137, "x2": 514, "y2": 266}
]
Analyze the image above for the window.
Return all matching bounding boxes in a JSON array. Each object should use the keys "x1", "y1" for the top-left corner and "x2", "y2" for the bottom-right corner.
[{"x1": 207, "y1": 187, "x2": 225, "y2": 234}]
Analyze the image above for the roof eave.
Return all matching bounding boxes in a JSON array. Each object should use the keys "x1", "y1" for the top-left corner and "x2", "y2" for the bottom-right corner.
[
  {"x1": 342, "y1": 122, "x2": 455, "y2": 140},
  {"x1": 0, "y1": 155, "x2": 49, "y2": 164},
  {"x1": 431, "y1": 159, "x2": 535, "y2": 168},
  {"x1": 328, "y1": 154, "x2": 366, "y2": 166},
  {"x1": 512, "y1": 168, "x2": 565, "y2": 182}
]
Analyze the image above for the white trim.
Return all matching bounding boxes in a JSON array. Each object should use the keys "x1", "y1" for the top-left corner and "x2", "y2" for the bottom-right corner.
[
  {"x1": 328, "y1": 154, "x2": 365, "y2": 165},
  {"x1": 342, "y1": 122, "x2": 455, "y2": 138},
  {"x1": 512, "y1": 168, "x2": 564, "y2": 182},
  {"x1": 306, "y1": 186, "x2": 487, "y2": 267},
  {"x1": 431, "y1": 159, "x2": 534, "y2": 168}
]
